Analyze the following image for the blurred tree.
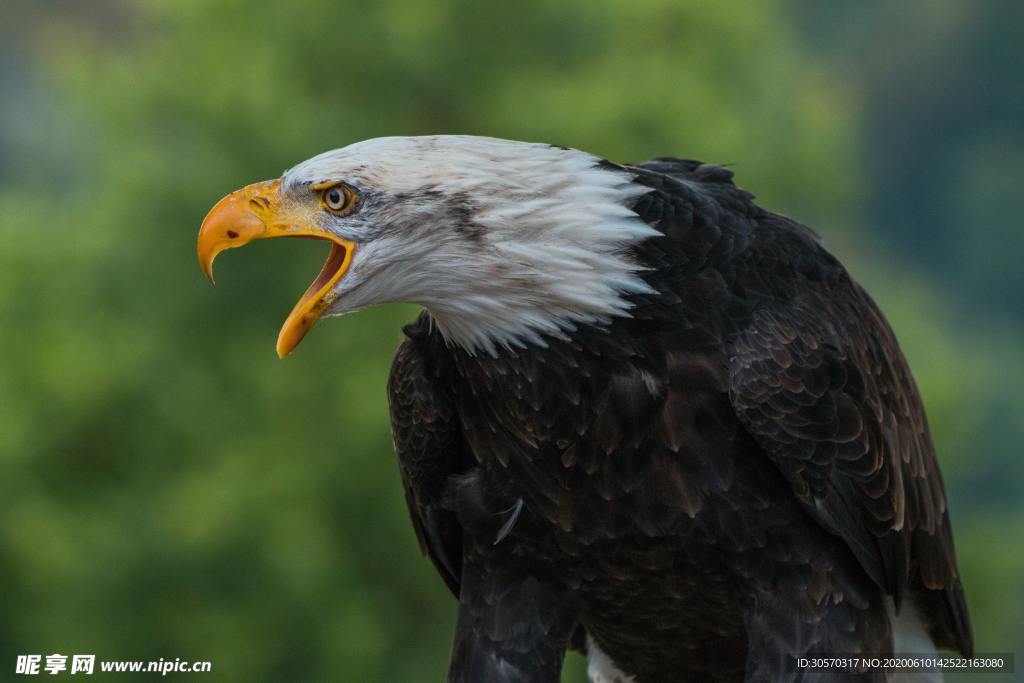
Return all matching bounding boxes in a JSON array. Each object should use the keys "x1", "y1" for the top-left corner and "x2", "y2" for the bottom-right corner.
[{"x1": 792, "y1": 0, "x2": 1024, "y2": 324}]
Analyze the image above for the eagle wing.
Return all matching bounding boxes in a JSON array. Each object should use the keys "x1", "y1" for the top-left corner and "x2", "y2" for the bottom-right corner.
[
  {"x1": 388, "y1": 331, "x2": 466, "y2": 597},
  {"x1": 725, "y1": 222, "x2": 972, "y2": 656}
]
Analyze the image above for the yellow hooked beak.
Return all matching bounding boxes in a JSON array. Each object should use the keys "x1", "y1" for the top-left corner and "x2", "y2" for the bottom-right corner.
[{"x1": 197, "y1": 179, "x2": 356, "y2": 358}]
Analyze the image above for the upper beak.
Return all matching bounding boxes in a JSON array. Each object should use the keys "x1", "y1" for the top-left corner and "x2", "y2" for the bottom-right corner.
[{"x1": 197, "y1": 179, "x2": 356, "y2": 358}]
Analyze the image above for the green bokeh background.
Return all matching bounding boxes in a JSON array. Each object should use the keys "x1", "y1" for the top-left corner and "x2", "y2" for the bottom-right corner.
[{"x1": 1, "y1": 1, "x2": 1021, "y2": 680}]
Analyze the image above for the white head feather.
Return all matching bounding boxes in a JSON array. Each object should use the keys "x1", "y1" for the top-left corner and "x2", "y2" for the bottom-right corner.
[{"x1": 282, "y1": 135, "x2": 659, "y2": 355}]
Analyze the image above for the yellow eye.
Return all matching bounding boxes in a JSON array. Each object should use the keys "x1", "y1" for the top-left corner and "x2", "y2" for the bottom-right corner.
[{"x1": 322, "y1": 185, "x2": 353, "y2": 212}]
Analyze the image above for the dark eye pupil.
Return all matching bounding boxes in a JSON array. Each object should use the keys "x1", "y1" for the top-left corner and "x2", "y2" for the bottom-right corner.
[{"x1": 329, "y1": 190, "x2": 341, "y2": 206}]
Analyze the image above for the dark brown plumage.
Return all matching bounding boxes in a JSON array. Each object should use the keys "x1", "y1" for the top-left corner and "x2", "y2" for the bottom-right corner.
[{"x1": 387, "y1": 156, "x2": 971, "y2": 682}]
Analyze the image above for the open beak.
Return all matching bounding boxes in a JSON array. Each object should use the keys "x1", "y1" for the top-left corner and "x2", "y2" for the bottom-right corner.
[{"x1": 197, "y1": 179, "x2": 356, "y2": 358}]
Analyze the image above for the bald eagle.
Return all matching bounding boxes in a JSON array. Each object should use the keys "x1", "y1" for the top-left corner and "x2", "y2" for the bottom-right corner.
[{"x1": 198, "y1": 136, "x2": 971, "y2": 682}]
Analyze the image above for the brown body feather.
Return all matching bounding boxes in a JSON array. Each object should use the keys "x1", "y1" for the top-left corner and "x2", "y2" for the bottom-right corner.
[{"x1": 387, "y1": 157, "x2": 971, "y2": 682}]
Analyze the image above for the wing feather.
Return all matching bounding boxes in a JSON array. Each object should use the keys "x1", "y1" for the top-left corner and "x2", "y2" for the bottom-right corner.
[
  {"x1": 726, "y1": 222, "x2": 972, "y2": 655},
  {"x1": 388, "y1": 330, "x2": 466, "y2": 596}
]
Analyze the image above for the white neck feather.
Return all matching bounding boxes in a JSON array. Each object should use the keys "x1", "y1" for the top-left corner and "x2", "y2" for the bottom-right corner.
[{"x1": 285, "y1": 136, "x2": 661, "y2": 355}]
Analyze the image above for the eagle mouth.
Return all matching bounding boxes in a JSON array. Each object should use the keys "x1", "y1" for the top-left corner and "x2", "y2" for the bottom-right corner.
[
  {"x1": 196, "y1": 179, "x2": 357, "y2": 358},
  {"x1": 276, "y1": 236, "x2": 354, "y2": 358}
]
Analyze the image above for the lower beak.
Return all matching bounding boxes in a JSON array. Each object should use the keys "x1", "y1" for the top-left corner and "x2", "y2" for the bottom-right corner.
[{"x1": 197, "y1": 179, "x2": 356, "y2": 358}]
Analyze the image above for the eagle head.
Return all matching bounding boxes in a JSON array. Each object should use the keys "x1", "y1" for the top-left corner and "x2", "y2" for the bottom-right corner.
[{"x1": 198, "y1": 135, "x2": 657, "y2": 357}]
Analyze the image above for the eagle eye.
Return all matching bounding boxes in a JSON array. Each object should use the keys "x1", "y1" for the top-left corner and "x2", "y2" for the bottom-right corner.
[{"x1": 321, "y1": 184, "x2": 354, "y2": 213}]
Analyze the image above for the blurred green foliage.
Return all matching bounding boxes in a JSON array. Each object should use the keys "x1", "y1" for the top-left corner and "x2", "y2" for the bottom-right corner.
[{"x1": 0, "y1": 0, "x2": 1020, "y2": 680}]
